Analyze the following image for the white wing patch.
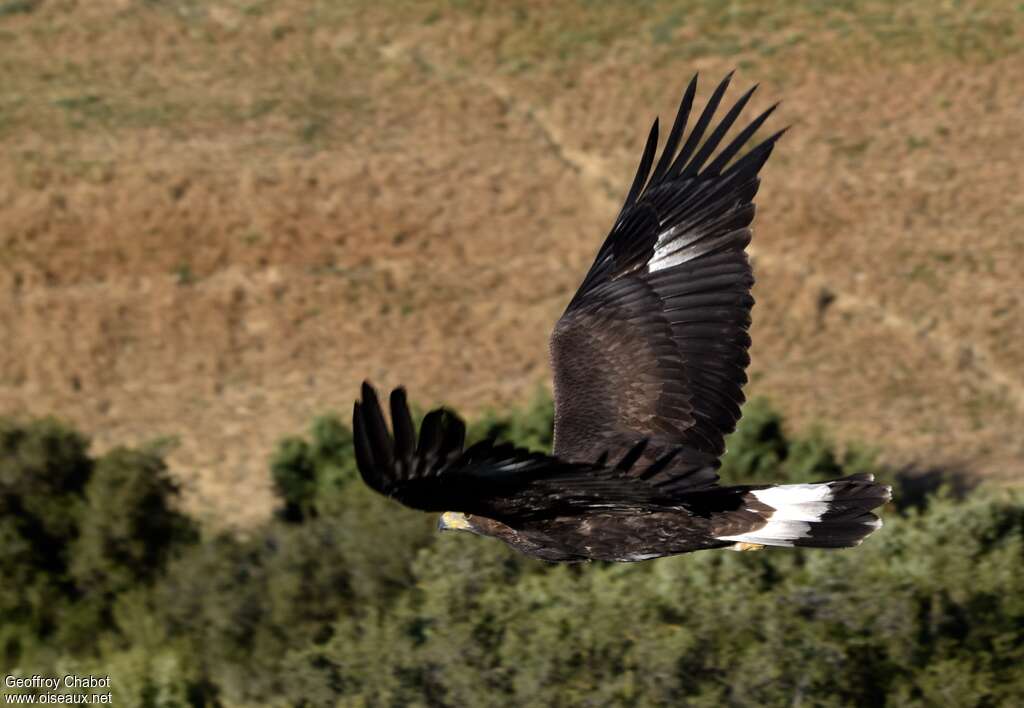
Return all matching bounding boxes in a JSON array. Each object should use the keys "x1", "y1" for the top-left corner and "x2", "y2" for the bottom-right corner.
[
  {"x1": 749, "y1": 484, "x2": 834, "y2": 521},
  {"x1": 647, "y1": 226, "x2": 694, "y2": 273},
  {"x1": 647, "y1": 225, "x2": 745, "y2": 273},
  {"x1": 716, "y1": 519, "x2": 812, "y2": 547},
  {"x1": 715, "y1": 483, "x2": 836, "y2": 547}
]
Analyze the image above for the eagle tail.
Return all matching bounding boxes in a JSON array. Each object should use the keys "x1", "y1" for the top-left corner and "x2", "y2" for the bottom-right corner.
[{"x1": 712, "y1": 473, "x2": 891, "y2": 549}]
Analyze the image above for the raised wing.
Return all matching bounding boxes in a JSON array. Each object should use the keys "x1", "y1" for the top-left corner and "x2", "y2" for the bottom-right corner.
[
  {"x1": 352, "y1": 383, "x2": 685, "y2": 521},
  {"x1": 551, "y1": 73, "x2": 784, "y2": 484}
]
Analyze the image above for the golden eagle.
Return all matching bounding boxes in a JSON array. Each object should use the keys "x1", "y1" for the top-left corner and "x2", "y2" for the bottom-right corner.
[{"x1": 353, "y1": 74, "x2": 890, "y2": 562}]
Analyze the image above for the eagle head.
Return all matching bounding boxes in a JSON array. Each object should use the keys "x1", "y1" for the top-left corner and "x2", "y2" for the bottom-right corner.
[{"x1": 437, "y1": 511, "x2": 477, "y2": 533}]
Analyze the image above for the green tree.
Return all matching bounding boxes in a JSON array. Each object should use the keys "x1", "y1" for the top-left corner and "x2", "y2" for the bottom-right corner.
[
  {"x1": 0, "y1": 418, "x2": 92, "y2": 666},
  {"x1": 270, "y1": 413, "x2": 356, "y2": 522}
]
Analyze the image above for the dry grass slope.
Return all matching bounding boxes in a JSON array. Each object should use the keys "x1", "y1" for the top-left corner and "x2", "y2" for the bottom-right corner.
[{"x1": 2, "y1": 0, "x2": 1022, "y2": 526}]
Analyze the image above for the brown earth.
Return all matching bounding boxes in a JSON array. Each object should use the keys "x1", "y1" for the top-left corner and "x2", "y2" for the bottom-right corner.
[{"x1": 2, "y1": 1, "x2": 1023, "y2": 527}]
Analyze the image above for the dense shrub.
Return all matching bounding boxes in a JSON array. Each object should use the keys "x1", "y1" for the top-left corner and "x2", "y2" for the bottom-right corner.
[
  {"x1": 72, "y1": 447, "x2": 199, "y2": 601},
  {"x1": 154, "y1": 495, "x2": 434, "y2": 707},
  {"x1": 2, "y1": 395, "x2": 1022, "y2": 707},
  {"x1": 0, "y1": 419, "x2": 197, "y2": 673},
  {"x1": 301, "y1": 488, "x2": 1024, "y2": 707},
  {"x1": 0, "y1": 418, "x2": 92, "y2": 666},
  {"x1": 271, "y1": 413, "x2": 356, "y2": 522}
]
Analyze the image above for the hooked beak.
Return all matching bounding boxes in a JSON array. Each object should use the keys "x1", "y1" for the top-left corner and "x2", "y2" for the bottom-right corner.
[{"x1": 438, "y1": 511, "x2": 473, "y2": 532}]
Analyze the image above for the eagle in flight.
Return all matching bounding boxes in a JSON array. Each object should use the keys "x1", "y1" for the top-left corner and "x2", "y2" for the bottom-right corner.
[{"x1": 353, "y1": 74, "x2": 890, "y2": 562}]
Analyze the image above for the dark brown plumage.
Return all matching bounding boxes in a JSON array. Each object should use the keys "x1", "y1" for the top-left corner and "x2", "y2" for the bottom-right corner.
[{"x1": 352, "y1": 74, "x2": 890, "y2": 562}]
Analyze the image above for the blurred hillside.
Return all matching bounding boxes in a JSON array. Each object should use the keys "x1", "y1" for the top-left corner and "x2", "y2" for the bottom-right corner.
[{"x1": 1, "y1": 1, "x2": 1022, "y2": 526}]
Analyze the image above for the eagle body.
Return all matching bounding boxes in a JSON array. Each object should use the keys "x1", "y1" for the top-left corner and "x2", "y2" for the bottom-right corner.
[
  {"x1": 460, "y1": 510, "x2": 731, "y2": 563},
  {"x1": 441, "y1": 473, "x2": 887, "y2": 562},
  {"x1": 352, "y1": 74, "x2": 891, "y2": 562}
]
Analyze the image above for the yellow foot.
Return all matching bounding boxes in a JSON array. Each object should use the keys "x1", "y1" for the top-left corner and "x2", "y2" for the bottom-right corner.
[{"x1": 730, "y1": 542, "x2": 766, "y2": 552}]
